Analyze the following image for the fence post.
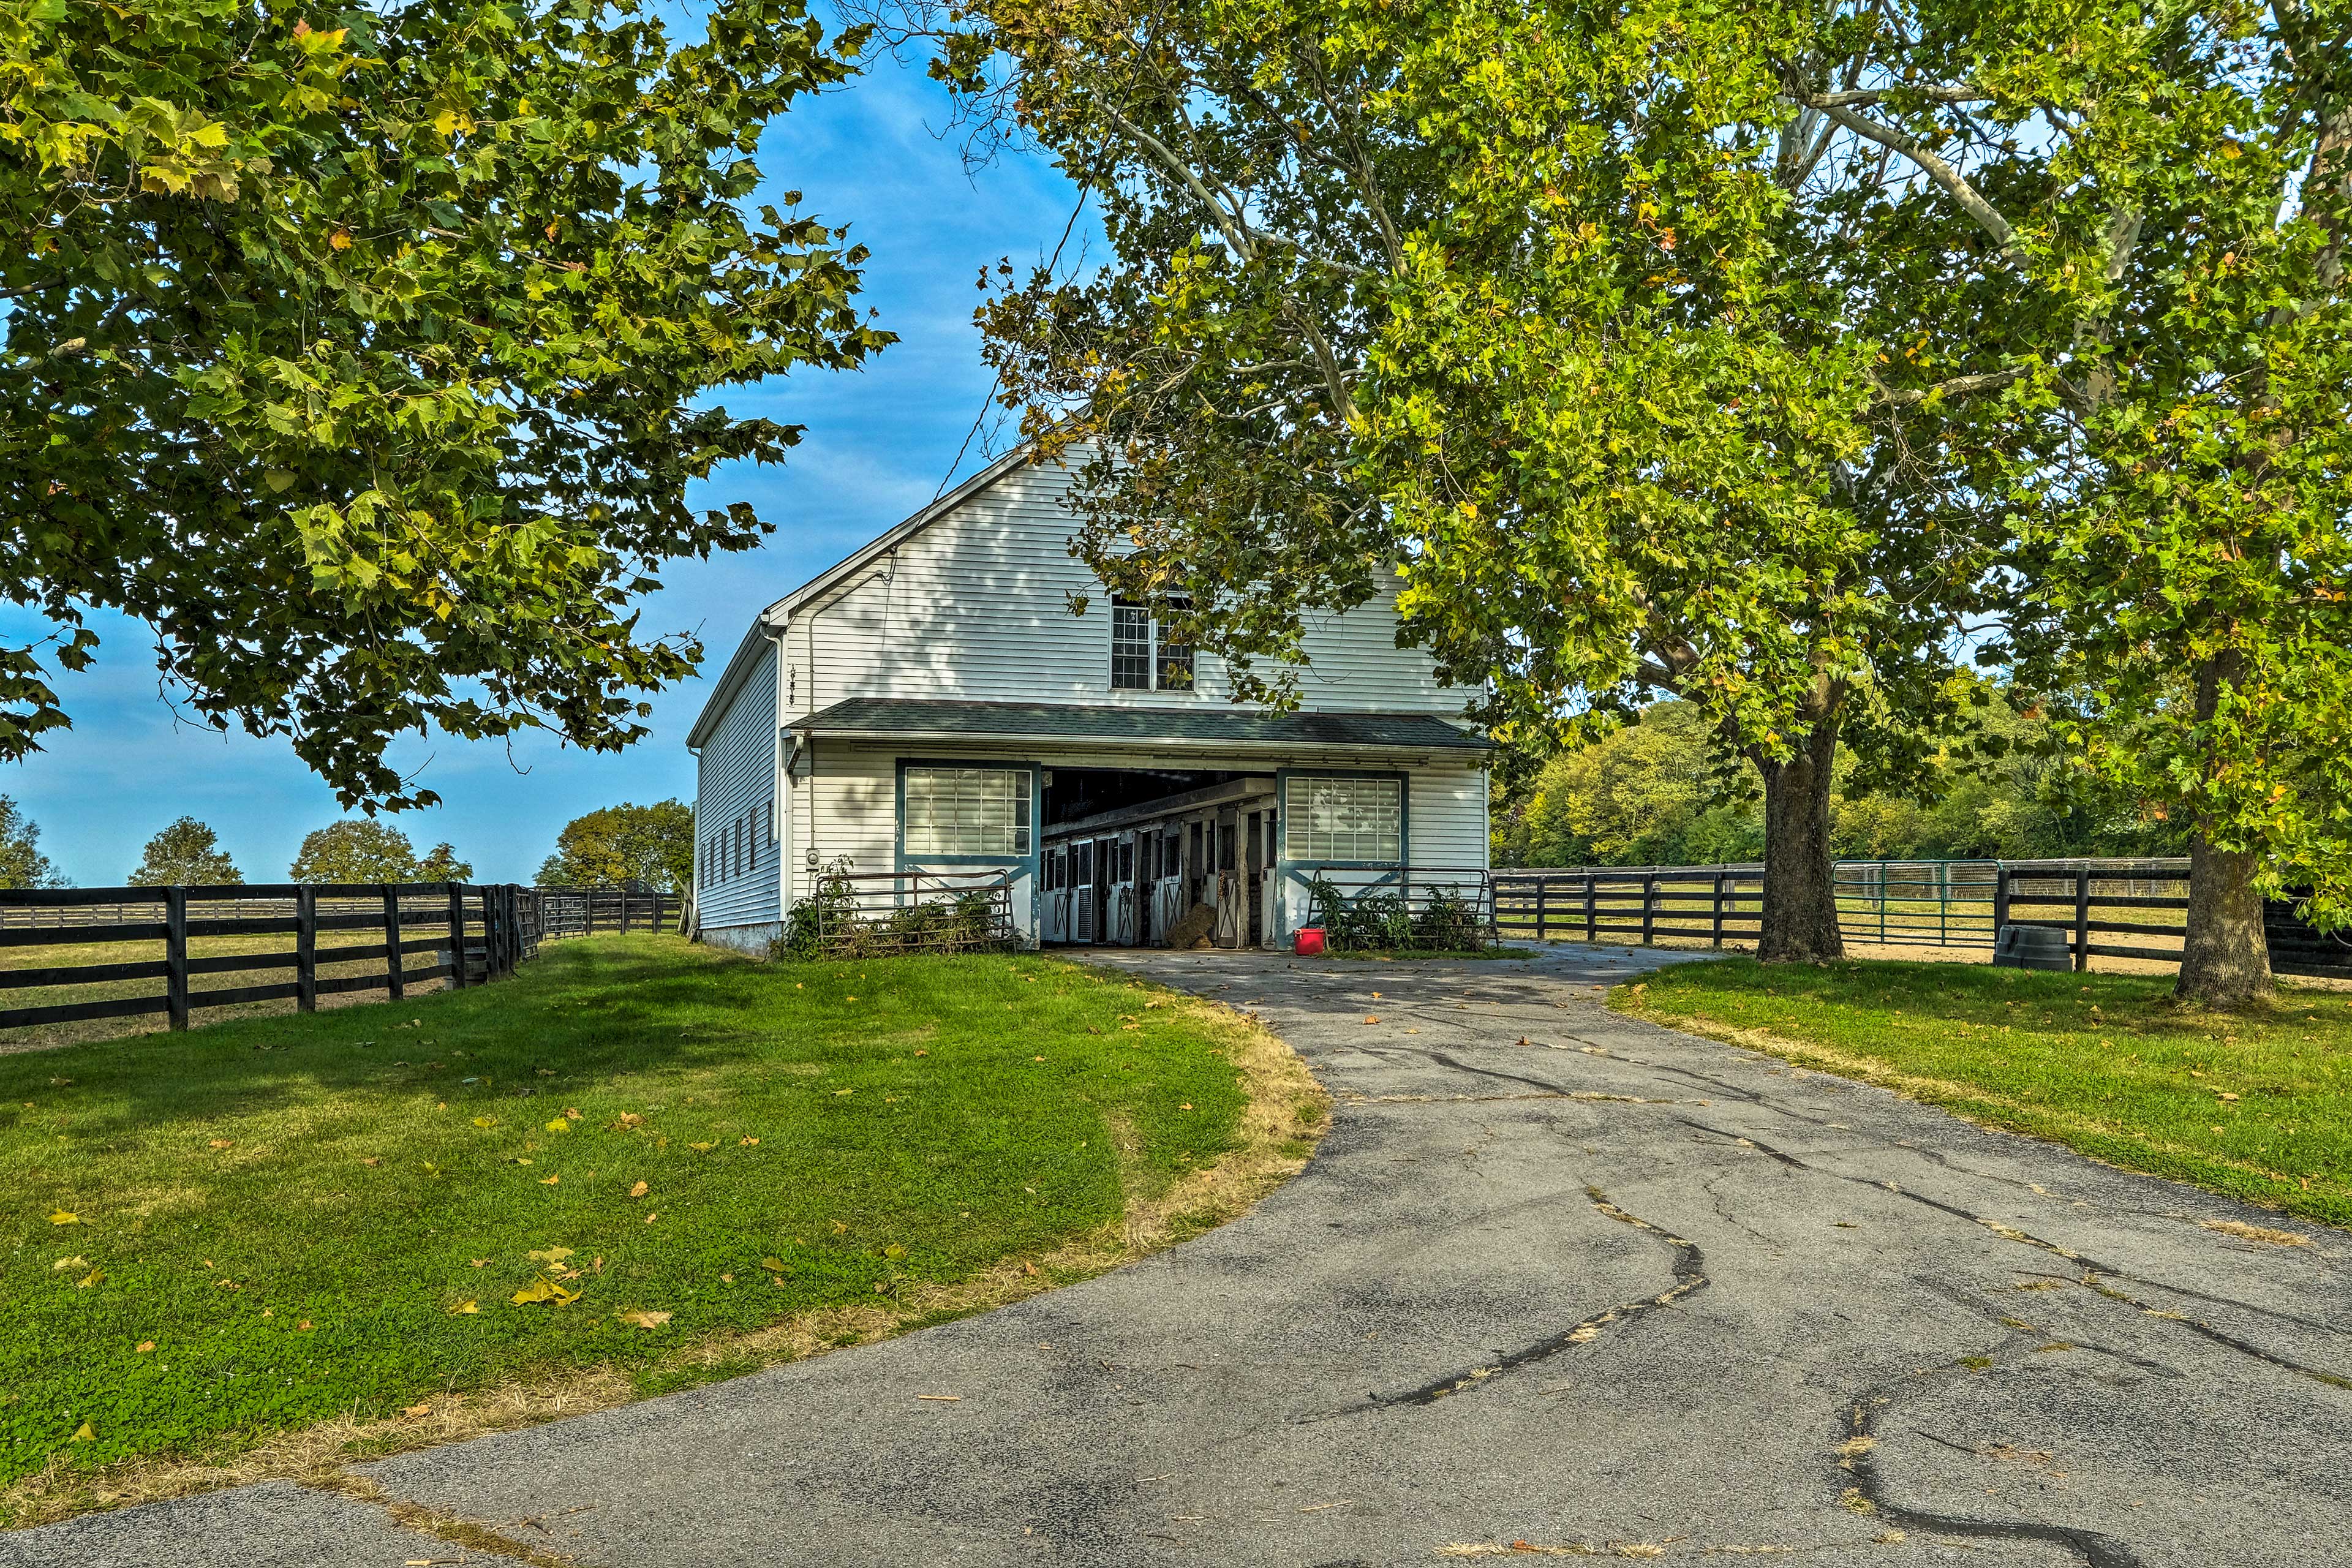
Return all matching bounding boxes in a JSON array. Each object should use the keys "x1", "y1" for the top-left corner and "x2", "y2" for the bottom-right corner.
[
  {"x1": 1535, "y1": 878, "x2": 1550, "y2": 941},
  {"x1": 1993, "y1": 864, "x2": 2011, "y2": 942},
  {"x1": 480, "y1": 887, "x2": 501, "y2": 978},
  {"x1": 164, "y1": 886, "x2": 190, "y2": 1031},
  {"x1": 382, "y1": 885, "x2": 405, "y2": 1001},
  {"x1": 296, "y1": 886, "x2": 318, "y2": 1014},
  {"x1": 1939, "y1": 861, "x2": 1948, "y2": 948},
  {"x1": 620, "y1": 891, "x2": 632, "y2": 935},
  {"x1": 2074, "y1": 865, "x2": 2091, "y2": 974},
  {"x1": 1584, "y1": 874, "x2": 1597, "y2": 942},
  {"x1": 1642, "y1": 873, "x2": 1657, "y2": 946},
  {"x1": 1712, "y1": 873, "x2": 1725, "y2": 949},
  {"x1": 447, "y1": 885, "x2": 469, "y2": 989}
]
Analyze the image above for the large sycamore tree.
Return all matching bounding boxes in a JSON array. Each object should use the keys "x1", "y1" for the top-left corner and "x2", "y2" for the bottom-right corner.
[
  {"x1": 927, "y1": 0, "x2": 2018, "y2": 960},
  {"x1": 1984, "y1": 1, "x2": 2352, "y2": 1006},
  {"x1": 933, "y1": 0, "x2": 2352, "y2": 992},
  {"x1": 2, "y1": 0, "x2": 887, "y2": 809}
]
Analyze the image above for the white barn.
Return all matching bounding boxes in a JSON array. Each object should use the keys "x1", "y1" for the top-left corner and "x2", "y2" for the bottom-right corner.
[{"x1": 685, "y1": 450, "x2": 1493, "y2": 954}]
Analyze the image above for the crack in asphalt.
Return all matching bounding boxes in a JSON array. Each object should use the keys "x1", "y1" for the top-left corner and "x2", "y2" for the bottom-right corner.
[
  {"x1": 1301, "y1": 1186, "x2": 1707, "y2": 1422},
  {"x1": 1838, "y1": 1392, "x2": 2146, "y2": 1568},
  {"x1": 1679, "y1": 1120, "x2": 2352, "y2": 1392}
]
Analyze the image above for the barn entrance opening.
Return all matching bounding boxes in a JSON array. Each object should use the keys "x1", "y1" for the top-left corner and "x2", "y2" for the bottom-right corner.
[{"x1": 1038, "y1": 767, "x2": 1278, "y2": 949}]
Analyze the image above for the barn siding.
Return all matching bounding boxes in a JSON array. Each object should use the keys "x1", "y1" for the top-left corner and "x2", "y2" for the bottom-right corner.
[
  {"x1": 785, "y1": 459, "x2": 1460, "y2": 720},
  {"x1": 695, "y1": 639, "x2": 780, "y2": 943},
  {"x1": 699, "y1": 454, "x2": 1491, "y2": 953}
]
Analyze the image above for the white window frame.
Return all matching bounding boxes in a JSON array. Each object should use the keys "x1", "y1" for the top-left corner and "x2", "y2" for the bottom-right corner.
[
  {"x1": 1284, "y1": 775, "x2": 1403, "y2": 864},
  {"x1": 903, "y1": 766, "x2": 1033, "y2": 858}
]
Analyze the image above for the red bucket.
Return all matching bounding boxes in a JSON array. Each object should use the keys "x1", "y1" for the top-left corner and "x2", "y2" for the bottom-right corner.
[{"x1": 1293, "y1": 927, "x2": 1327, "y2": 957}]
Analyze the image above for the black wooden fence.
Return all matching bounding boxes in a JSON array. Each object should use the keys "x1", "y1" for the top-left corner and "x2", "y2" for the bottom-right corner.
[
  {"x1": 1490, "y1": 861, "x2": 2352, "y2": 980},
  {"x1": 0, "y1": 881, "x2": 663, "y2": 1035},
  {"x1": 532, "y1": 886, "x2": 680, "y2": 939}
]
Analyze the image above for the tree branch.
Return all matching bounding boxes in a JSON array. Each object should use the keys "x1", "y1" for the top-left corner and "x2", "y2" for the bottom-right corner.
[
  {"x1": 1803, "y1": 100, "x2": 2018, "y2": 256},
  {"x1": 1869, "y1": 365, "x2": 2029, "y2": 407}
]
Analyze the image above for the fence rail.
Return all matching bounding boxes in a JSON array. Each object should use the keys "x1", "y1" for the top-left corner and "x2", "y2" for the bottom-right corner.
[
  {"x1": 531, "y1": 886, "x2": 680, "y2": 940},
  {"x1": 1489, "y1": 859, "x2": 2352, "y2": 980},
  {"x1": 0, "y1": 881, "x2": 671, "y2": 1036}
]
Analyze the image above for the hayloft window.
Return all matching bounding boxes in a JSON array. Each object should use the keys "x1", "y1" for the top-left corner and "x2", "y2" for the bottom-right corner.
[
  {"x1": 1156, "y1": 598, "x2": 1194, "y2": 690},
  {"x1": 904, "y1": 766, "x2": 1033, "y2": 856},
  {"x1": 1110, "y1": 598, "x2": 1153, "y2": 689}
]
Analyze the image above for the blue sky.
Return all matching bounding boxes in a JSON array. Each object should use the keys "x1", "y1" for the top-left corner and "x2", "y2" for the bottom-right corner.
[{"x1": 0, "y1": 43, "x2": 1091, "y2": 888}]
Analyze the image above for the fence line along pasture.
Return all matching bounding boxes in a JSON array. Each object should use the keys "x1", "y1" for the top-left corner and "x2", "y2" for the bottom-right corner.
[
  {"x1": 1487, "y1": 859, "x2": 2352, "y2": 981},
  {"x1": 0, "y1": 883, "x2": 679, "y2": 1040}
]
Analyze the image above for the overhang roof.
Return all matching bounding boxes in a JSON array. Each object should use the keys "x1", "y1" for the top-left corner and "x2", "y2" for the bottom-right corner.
[{"x1": 788, "y1": 698, "x2": 1493, "y2": 753}]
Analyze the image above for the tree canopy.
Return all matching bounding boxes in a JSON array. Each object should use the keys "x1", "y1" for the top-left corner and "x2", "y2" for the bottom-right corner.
[
  {"x1": 288, "y1": 818, "x2": 466, "y2": 883},
  {"x1": 127, "y1": 815, "x2": 241, "y2": 884},
  {"x1": 537, "y1": 799, "x2": 692, "y2": 890},
  {"x1": 2, "y1": 0, "x2": 888, "y2": 808},
  {"x1": 929, "y1": 0, "x2": 2352, "y2": 998}
]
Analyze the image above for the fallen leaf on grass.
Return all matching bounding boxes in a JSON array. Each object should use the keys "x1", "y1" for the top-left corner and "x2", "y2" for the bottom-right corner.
[
  {"x1": 831, "y1": 1219, "x2": 848, "y2": 1234},
  {"x1": 511, "y1": 1276, "x2": 581, "y2": 1307},
  {"x1": 70, "y1": 1423, "x2": 94, "y2": 1442},
  {"x1": 739, "y1": 1136, "x2": 759, "y2": 1146},
  {"x1": 135, "y1": 1341, "x2": 154, "y2": 1352},
  {"x1": 913, "y1": 1049, "x2": 929, "y2": 1057},
  {"x1": 628, "y1": 1180, "x2": 649, "y2": 1198},
  {"x1": 1178, "y1": 1103, "x2": 1193, "y2": 1111},
  {"x1": 618, "y1": 1310, "x2": 671, "y2": 1330},
  {"x1": 76, "y1": 1269, "x2": 104, "y2": 1289},
  {"x1": 644, "y1": 1213, "x2": 658, "y2": 1224},
  {"x1": 403, "y1": 1401, "x2": 434, "y2": 1417},
  {"x1": 544, "y1": 1118, "x2": 570, "y2": 1134},
  {"x1": 760, "y1": 1257, "x2": 787, "y2": 1273},
  {"x1": 50, "y1": 1256, "x2": 86, "y2": 1272},
  {"x1": 296, "y1": 1320, "x2": 312, "y2": 1332},
  {"x1": 690, "y1": 1140, "x2": 717, "y2": 1150},
  {"x1": 472, "y1": 1117, "x2": 496, "y2": 1129},
  {"x1": 608, "y1": 1112, "x2": 646, "y2": 1130},
  {"x1": 207, "y1": 1139, "x2": 232, "y2": 1150},
  {"x1": 48, "y1": 1212, "x2": 79, "y2": 1226},
  {"x1": 539, "y1": 1175, "x2": 560, "y2": 1186},
  {"x1": 361, "y1": 1158, "x2": 382, "y2": 1167},
  {"x1": 527, "y1": 1246, "x2": 575, "y2": 1266}
]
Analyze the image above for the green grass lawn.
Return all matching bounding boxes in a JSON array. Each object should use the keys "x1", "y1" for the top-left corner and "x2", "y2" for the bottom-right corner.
[
  {"x1": 1615, "y1": 958, "x2": 2352, "y2": 1229},
  {"x1": 2, "y1": 935, "x2": 1312, "y2": 1513}
]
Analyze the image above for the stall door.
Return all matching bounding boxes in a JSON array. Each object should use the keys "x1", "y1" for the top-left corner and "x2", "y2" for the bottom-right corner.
[{"x1": 1074, "y1": 841, "x2": 1096, "y2": 943}]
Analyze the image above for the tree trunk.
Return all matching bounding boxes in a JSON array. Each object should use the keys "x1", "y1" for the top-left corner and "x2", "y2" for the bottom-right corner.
[
  {"x1": 1757, "y1": 721, "x2": 1844, "y2": 963},
  {"x1": 2177, "y1": 654, "x2": 2271, "y2": 1007}
]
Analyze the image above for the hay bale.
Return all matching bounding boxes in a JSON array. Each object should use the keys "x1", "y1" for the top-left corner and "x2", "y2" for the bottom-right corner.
[{"x1": 1164, "y1": 900, "x2": 1218, "y2": 951}]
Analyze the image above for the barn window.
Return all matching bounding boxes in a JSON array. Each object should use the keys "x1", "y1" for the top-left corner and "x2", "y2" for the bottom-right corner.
[
  {"x1": 1156, "y1": 598, "x2": 1194, "y2": 690},
  {"x1": 1284, "y1": 777, "x2": 1402, "y2": 864},
  {"x1": 1110, "y1": 598, "x2": 1152, "y2": 689},
  {"x1": 903, "y1": 767, "x2": 1033, "y2": 856}
]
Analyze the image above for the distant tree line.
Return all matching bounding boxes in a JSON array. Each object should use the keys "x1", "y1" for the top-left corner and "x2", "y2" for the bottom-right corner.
[
  {"x1": 0, "y1": 797, "x2": 697, "y2": 893},
  {"x1": 1494, "y1": 698, "x2": 2184, "y2": 870}
]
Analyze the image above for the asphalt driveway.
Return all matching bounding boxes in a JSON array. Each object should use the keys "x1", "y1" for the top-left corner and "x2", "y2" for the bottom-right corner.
[{"x1": 12, "y1": 944, "x2": 2351, "y2": 1567}]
